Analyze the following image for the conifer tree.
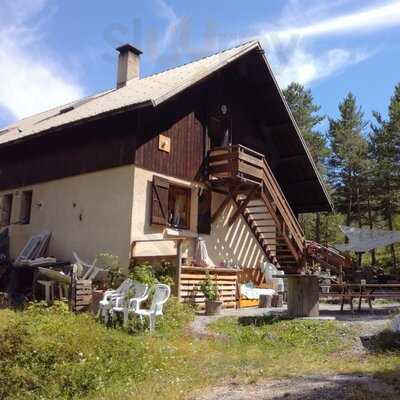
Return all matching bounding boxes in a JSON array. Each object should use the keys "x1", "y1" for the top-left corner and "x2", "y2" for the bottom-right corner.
[
  {"x1": 283, "y1": 83, "x2": 329, "y2": 242},
  {"x1": 370, "y1": 83, "x2": 400, "y2": 268},
  {"x1": 327, "y1": 93, "x2": 369, "y2": 233}
]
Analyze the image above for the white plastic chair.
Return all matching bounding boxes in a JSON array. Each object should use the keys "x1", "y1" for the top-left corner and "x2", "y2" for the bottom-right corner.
[
  {"x1": 134, "y1": 284, "x2": 171, "y2": 332},
  {"x1": 98, "y1": 278, "x2": 134, "y2": 324},
  {"x1": 112, "y1": 282, "x2": 149, "y2": 327},
  {"x1": 72, "y1": 252, "x2": 102, "y2": 280}
]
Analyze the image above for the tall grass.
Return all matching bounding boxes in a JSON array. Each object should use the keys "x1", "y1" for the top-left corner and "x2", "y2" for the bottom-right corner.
[{"x1": 2, "y1": 304, "x2": 400, "y2": 399}]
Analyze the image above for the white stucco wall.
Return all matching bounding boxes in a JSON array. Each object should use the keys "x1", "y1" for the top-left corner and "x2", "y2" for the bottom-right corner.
[
  {"x1": 202, "y1": 193, "x2": 269, "y2": 269},
  {"x1": 1, "y1": 163, "x2": 275, "y2": 271},
  {"x1": 0, "y1": 165, "x2": 135, "y2": 267}
]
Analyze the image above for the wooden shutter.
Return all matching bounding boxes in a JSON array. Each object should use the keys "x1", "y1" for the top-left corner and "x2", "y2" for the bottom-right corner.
[
  {"x1": 151, "y1": 176, "x2": 170, "y2": 225},
  {"x1": 197, "y1": 189, "x2": 211, "y2": 234}
]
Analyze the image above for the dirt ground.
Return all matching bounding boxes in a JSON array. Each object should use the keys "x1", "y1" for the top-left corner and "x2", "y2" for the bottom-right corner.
[
  {"x1": 194, "y1": 374, "x2": 398, "y2": 400},
  {"x1": 191, "y1": 303, "x2": 400, "y2": 400}
]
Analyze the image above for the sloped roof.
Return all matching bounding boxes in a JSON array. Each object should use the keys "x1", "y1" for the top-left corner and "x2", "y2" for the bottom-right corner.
[{"x1": 0, "y1": 41, "x2": 259, "y2": 146}]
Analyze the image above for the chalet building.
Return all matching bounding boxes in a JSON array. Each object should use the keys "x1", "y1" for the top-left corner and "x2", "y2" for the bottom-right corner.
[{"x1": 0, "y1": 41, "x2": 332, "y2": 306}]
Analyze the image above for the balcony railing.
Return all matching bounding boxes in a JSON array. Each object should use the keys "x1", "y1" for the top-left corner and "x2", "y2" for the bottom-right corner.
[{"x1": 207, "y1": 145, "x2": 305, "y2": 256}]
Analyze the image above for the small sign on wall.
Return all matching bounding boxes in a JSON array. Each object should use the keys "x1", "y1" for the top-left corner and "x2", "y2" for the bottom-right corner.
[{"x1": 158, "y1": 134, "x2": 171, "y2": 153}]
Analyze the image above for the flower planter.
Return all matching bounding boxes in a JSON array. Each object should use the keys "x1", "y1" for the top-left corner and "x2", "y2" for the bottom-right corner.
[{"x1": 205, "y1": 299, "x2": 223, "y2": 315}]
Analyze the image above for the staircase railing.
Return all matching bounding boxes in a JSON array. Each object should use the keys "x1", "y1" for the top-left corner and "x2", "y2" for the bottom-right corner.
[
  {"x1": 207, "y1": 145, "x2": 305, "y2": 260},
  {"x1": 306, "y1": 240, "x2": 352, "y2": 270}
]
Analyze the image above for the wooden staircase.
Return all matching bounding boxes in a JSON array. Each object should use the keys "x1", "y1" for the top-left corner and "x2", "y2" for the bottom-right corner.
[
  {"x1": 207, "y1": 145, "x2": 305, "y2": 272},
  {"x1": 306, "y1": 240, "x2": 352, "y2": 271}
]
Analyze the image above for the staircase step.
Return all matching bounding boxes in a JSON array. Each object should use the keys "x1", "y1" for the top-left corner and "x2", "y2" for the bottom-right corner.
[{"x1": 278, "y1": 255, "x2": 296, "y2": 260}]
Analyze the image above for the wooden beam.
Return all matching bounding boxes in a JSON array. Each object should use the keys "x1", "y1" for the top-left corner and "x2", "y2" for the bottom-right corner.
[
  {"x1": 286, "y1": 179, "x2": 317, "y2": 187},
  {"x1": 211, "y1": 193, "x2": 231, "y2": 223},
  {"x1": 176, "y1": 240, "x2": 183, "y2": 300},
  {"x1": 228, "y1": 186, "x2": 259, "y2": 226},
  {"x1": 279, "y1": 154, "x2": 304, "y2": 163},
  {"x1": 232, "y1": 197, "x2": 275, "y2": 264}
]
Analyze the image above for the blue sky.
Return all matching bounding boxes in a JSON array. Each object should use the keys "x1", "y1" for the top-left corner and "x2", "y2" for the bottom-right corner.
[{"x1": 1, "y1": 0, "x2": 400, "y2": 131}]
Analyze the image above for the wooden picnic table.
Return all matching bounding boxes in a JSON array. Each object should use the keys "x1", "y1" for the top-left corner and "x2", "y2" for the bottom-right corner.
[{"x1": 326, "y1": 283, "x2": 400, "y2": 312}]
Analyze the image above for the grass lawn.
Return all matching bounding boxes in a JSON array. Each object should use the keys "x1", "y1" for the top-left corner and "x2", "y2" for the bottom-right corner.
[{"x1": 1, "y1": 302, "x2": 400, "y2": 399}]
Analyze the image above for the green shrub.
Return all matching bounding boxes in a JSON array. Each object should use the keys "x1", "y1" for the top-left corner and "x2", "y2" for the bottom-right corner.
[
  {"x1": 199, "y1": 272, "x2": 219, "y2": 301},
  {"x1": 154, "y1": 259, "x2": 175, "y2": 288},
  {"x1": 129, "y1": 262, "x2": 157, "y2": 287},
  {"x1": 95, "y1": 253, "x2": 124, "y2": 289},
  {"x1": 371, "y1": 329, "x2": 400, "y2": 352}
]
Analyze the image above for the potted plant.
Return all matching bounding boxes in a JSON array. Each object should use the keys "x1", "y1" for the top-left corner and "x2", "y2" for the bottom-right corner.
[{"x1": 199, "y1": 272, "x2": 223, "y2": 315}]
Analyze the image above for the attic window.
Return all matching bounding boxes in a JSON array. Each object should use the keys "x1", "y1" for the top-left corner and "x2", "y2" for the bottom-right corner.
[{"x1": 0, "y1": 194, "x2": 13, "y2": 227}]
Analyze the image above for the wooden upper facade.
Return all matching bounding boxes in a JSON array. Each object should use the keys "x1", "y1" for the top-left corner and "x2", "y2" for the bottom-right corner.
[{"x1": 0, "y1": 42, "x2": 331, "y2": 214}]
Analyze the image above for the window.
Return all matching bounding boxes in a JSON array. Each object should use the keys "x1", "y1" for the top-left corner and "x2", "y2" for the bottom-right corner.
[
  {"x1": 20, "y1": 190, "x2": 33, "y2": 224},
  {"x1": 168, "y1": 185, "x2": 191, "y2": 229},
  {"x1": 208, "y1": 113, "x2": 232, "y2": 148},
  {"x1": 151, "y1": 176, "x2": 191, "y2": 230},
  {"x1": 0, "y1": 194, "x2": 13, "y2": 227}
]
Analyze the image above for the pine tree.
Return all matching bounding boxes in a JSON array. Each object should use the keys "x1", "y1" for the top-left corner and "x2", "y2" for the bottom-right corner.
[
  {"x1": 370, "y1": 83, "x2": 400, "y2": 268},
  {"x1": 283, "y1": 83, "x2": 329, "y2": 242},
  {"x1": 328, "y1": 93, "x2": 369, "y2": 237},
  {"x1": 283, "y1": 83, "x2": 328, "y2": 171}
]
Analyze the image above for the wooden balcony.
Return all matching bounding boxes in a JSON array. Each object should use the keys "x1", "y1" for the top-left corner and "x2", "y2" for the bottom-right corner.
[{"x1": 206, "y1": 145, "x2": 305, "y2": 269}]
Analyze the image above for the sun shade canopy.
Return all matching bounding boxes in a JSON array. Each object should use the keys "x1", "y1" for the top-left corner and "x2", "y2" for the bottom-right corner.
[{"x1": 335, "y1": 225, "x2": 400, "y2": 253}]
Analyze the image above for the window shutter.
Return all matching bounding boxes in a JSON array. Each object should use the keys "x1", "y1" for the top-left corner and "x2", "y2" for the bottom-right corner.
[
  {"x1": 151, "y1": 176, "x2": 170, "y2": 225},
  {"x1": 197, "y1": 189, "x2": 211, "y2": 234}
]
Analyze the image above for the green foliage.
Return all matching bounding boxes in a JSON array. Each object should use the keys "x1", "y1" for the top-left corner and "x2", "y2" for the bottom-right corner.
[
  {"x1": 129, "y1": 260, "x2": 175, "y2": 288},
  {"x1": 95, "y1": 253, "x2": 124, "y2": 289},
  {"x1": 0, "y1": 299, "x2": 194, "y2": 400},
  {"x1": 129, "y1": 262, "x2": 158, "y2": 287},
  {"x1": 284, "y1": 82, "x2": 331, "y2": 244},
  {"x1": 154, "y1": 259, "x2": 175, "y2": 288},
  {"x1": 328, "y1": 92, "x2": 369, "y2": 224},
  {"x1": 199, "y1": 272, "x2": 219, "y2": 301},
  {"x1": 2, "y1": 305, "x2": 400, "y2": 400},
  {"x1": 210, "y1": 316, "x2": 350, "y2": 353},
  {"x1": 283, "y1": 82, "x2": 329, "y2": 173}
]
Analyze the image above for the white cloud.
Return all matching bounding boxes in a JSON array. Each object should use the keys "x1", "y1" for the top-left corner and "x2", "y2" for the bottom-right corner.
[
  {"x1": 0, "y1": 0, "x2": 84, "y2": 121},
  {"x1": 267, "y1": 0, "x2": 400, "y2": 40},
  {"x1": 251, "y1": 0, "x2": 400, "y2": 87},
  {"x1": 271, "y1": 46, "x2": 371, "y2": 87},
  {"x1": 155, "y1": 0, "x2": 181, "y2": 55}
]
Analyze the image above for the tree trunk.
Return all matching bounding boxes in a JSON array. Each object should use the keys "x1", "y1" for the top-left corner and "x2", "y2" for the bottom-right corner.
[
  {"x1": 387, "y1": 210, "x2": 397, "y2": 269},
  {"x1": 356, "y1": 182, "x2": 363, "y2": 267},
  {"x1": 367, "y1": 190, "x2": 376, "y2": 265},
  {"x1": 345, "y1": 176, "x2": 353, "y2": 244},
  {"x1": 315, "y1": 212, "x2": 321, "y2": 243},
  {"x1": 386, "y1": 180, "x2": 397, "y2": 270}
]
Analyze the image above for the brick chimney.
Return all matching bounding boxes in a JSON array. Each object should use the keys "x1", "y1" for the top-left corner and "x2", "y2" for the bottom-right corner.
[{"x1": 116, "y1": 44, "x2": 142, "y2": 88}]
